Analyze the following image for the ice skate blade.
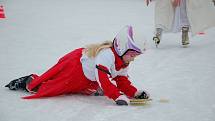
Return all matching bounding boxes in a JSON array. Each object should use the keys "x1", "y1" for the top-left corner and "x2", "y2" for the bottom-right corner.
[
  {"x1": 153, "y1": 37, "x2": 160, "y2": 48},
  {"x1": 155, "y1": 43, "x2": 159, "y2": 48},
  {"x1": 182, "y1": 44, "x2": 189, "y2": 48}
]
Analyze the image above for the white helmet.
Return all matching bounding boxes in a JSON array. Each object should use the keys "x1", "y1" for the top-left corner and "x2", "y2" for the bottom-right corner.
[{"x1": 113, "y1": 25, "x2": 145, "y2": 56}]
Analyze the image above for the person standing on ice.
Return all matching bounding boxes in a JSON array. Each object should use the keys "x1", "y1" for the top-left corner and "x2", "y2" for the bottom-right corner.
[
  {"x1": 146, "y1": 0, "x2": 215, "y2": 47},
  {"x1": 5, "y1": 25, "x2": 150, "y2": 106}
]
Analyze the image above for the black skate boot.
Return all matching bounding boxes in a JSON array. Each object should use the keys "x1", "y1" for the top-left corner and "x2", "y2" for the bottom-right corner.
[
  {"x1": 182, "y1": 27, "x2": 189, "y2": 47},
  {"x1": 5, "y1": 74, "x2": 33, "y2": 91},
  {"x1": 153, "y1": 28, "x2": 162, "y2": 48}
]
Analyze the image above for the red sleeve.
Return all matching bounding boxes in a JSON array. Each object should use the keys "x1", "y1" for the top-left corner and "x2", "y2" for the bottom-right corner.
[
  {"x1": 113, "y1": 76, "x2": 137, "y2": 98},
  {"x1": 96, "y1": 64, "x2": 121, "y2": 100}
]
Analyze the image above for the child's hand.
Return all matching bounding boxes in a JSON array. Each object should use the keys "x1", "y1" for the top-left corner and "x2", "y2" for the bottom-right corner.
[
  {"x1": 145, "y1": 0, "x2": 152, "y2": 6},
  {"x1": 134, "y1": 90, "x2": 150, "y2": 99},
  {"x1": 115, "y1": 95, "x2": 129, "y2": 106}
]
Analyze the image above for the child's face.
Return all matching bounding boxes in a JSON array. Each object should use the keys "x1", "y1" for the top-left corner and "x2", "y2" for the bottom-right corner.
[{"x1": 122, "y1": 50, "x2": 140, "y2": 64}]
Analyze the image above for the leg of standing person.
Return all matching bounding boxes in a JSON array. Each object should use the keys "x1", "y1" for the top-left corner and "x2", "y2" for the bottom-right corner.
[
  {"x1": 153, "y1": 28, "x2": 163, "y2": 48},
  {"x1": 182, "y1": 26, "x2": 189, "y2": 46},
  {"x1": 180, "y1": 0, "x2": 190, "y2": 47}
]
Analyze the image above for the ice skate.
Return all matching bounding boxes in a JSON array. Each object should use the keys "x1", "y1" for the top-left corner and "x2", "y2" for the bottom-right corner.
[
  {"x1": 5, "y1": 74, "x2": 33, "y2": 91},
  {"x1": 182, "y1": 27, "x2": 189, "y2": 47},
  {"x1": 153, "y1": 36, "x2": 160, "y2": 48},
  {"x1": 153, "y1": 28, "x2": 162, "y2": 48}
]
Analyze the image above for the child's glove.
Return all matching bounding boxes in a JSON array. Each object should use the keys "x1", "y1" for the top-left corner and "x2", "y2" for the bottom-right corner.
[
  {"x1": 115, "y1": 95, "x2": 129, "y2": 106},
  {"x1": 134, "y1": 90, "x2": 150, "y2": 99}
]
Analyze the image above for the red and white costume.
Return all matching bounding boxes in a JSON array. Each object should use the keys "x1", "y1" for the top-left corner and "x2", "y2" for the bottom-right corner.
[
  {"x1": 24, "y1": 47, "x2": 137, "y2": 100},
  {"x1": 81, "y1": 47, "x2": 137, "y2": 100},
  {"x1": 23, "y1": 25, "x2": 144, "y2": 100}
]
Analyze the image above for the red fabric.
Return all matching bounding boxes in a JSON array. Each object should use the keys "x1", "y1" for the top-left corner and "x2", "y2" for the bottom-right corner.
[
  {"x1": 95, "y1": 48, "x2": 136, "y2": 100},
  {"x1": 96, "y1": 64, "x2": 121, "y2": 100},
  {"x1": 111, "y1": 47, "x2": 128, "y2": 71},
  {"x1": 0, "y1": 5, "x2": 6, "y2": 18},
  {"x1": 111, "y1": 47, "x2": 137, "y2": 98},
  {"x1": 23, "y1": 48, "x2": 99, "y2": 99},
  {"x1": 31, "y1": 74, "x2": 39, "y2": 79},
  {"x1": 113, "y1": 76, "x2": 137, "y2": 98},
  {"x1": 197, "y1": 32, "x2": 205, "y2": 35},
  {"x1": 80, "y1": 81, "x2": 99, "y2": 95}
]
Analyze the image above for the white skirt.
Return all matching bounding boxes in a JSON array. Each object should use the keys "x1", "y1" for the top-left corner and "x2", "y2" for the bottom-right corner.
[{"x1": 171, "y1": 0, "x2": 190, "y2": 32}]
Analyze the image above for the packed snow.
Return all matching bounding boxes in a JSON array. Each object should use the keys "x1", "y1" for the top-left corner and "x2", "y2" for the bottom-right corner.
[{"x1": 0, "y1": 0, "x2": 215, "y2": 121}]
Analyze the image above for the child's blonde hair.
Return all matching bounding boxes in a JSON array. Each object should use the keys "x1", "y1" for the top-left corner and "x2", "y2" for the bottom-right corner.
[{"x1": 84, "y1": 41, "x2": 113, "y2": 58}]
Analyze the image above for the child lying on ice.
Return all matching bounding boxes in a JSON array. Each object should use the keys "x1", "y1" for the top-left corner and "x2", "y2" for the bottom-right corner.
[{"x1": 5, "y1": 25, "x2": 150, "y2": 106}]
